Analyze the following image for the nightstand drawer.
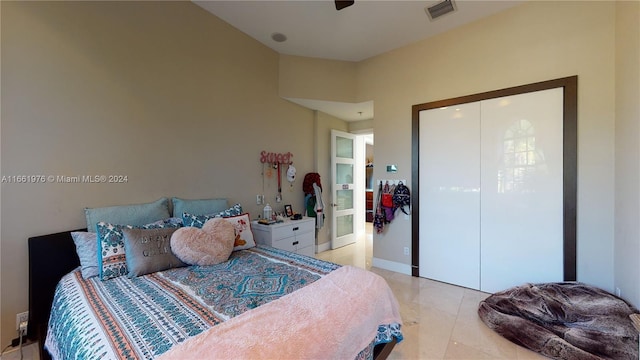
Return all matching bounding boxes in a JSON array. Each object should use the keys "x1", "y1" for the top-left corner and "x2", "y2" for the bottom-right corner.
[
  {"x1": 273, "y1": 231, "x2": 314, "y2": 251},
  {"x1": 271, "y1": 220, "x2": 314, "y2": 240},
  {"x1": 294, "y1": 231, "x2": 314, "y2": 249},
  {"x1": 273, "y1": 236, "x2": 297, "y2": 252}
]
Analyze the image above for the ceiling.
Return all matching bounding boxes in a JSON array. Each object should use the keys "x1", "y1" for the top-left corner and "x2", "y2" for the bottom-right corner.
[{"x1": 194, "y1": 0, "x2": 524, "y2": 121}]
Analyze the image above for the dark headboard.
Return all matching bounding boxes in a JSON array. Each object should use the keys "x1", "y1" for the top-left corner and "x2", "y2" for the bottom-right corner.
[{"x1": 28, "y1": 229, "x2": 84, "y2": 359}]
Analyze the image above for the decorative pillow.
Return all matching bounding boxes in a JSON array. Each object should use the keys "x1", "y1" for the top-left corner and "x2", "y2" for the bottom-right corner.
[
  {"x1": 71, "y1": 231, "x2": 99, "y2": 279},
  {"x1": 171, "y1": 197, "x2": 228, "y2": 218},
  {"x1": 122, "y1": 227, "x2": 186, "y2": 277},
  {"x1": 146, "y1": 217, "x2": 183, "y2": 227},
  {"x1": 96, "y1": 220, "x2": 181, "y2": 280},
  {"x1": 222, "y1": 213, "x2": 256, "y2": 251},
  {"x1": 181, "y1": 203, "x2": 243, "y2": 227},
  {"x1": 170, "y1": 218, "x2": 235, "y2": 266},
  {"x1": 85, "y1": 198, "x2": 170, "y2": 233}
]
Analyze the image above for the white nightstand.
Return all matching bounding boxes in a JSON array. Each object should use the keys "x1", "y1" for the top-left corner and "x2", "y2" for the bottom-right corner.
[{"x1": 251, "y1": 217, "x2": 315, "y2": 257}]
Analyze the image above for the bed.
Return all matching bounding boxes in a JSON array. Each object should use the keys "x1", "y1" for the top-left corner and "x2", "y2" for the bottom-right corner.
[{"x1": 28, "y1": 221, "x2": 402, "y2": 360}]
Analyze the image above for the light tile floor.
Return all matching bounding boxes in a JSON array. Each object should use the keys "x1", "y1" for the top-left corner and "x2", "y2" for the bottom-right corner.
[{"x1": 315, "y1": 224, "x2": 546, "y2": 360}]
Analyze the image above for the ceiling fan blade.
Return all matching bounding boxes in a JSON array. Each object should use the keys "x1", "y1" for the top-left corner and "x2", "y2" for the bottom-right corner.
[{"x1": 335, "y1": 0, "x2": 354, "y2": 11}]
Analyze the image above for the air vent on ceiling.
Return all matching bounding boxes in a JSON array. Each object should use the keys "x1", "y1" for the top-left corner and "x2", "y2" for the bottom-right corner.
[{"x1": 425, "y1": 0, "x2": 456, "y2": 21}]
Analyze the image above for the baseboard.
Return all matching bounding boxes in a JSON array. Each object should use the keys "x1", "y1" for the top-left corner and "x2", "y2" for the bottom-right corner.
[
  {"x1": 316, "y1": 242, "x2": 331, "y2": 254},
  {"x1": 372, "y1": 257, "x2": 412, "y2": 275},
  {"x1": 2, "y1": 340, "x2": 37, "y2": 360}
]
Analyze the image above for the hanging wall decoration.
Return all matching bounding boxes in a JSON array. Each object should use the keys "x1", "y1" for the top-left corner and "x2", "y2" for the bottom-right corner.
[
  {"x1": 260, "y1": 151, "x2": 293, "y2": 165},
  {"x1": 260, "y1": 151, "x2": 294, "y2": 203}
]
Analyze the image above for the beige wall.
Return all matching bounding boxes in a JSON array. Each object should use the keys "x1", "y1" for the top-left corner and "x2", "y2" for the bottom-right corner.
[
  {"x1": 0, "y1": 1, "x2": 315, "y2": 345},
  {"x1": 279, "y1": 54, "x2": 357, "y2": 102},
  {"x1": 349, "y1": 119, "x2": 373, "y2": 133},
  {"x1": 357, "y1": 1, "x2": 618, "y2": 291},
  {"x1": 614, "y1": 1, "x2": 640, "y2": 308}
]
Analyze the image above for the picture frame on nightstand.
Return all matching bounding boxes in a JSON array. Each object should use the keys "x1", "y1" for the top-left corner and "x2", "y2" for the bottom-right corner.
[{"x1": 284, "y1": 204, "x2": 293, "y2": 217}]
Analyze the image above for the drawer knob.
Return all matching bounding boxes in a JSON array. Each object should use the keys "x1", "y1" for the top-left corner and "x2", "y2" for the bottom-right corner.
[{"x1": 292, "y1": 227, "x2": 299, "y2": 231}]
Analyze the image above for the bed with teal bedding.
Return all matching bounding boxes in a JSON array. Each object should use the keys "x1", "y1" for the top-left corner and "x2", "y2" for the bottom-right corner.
[{"x1": 41, "y1": 245, "x2": 402, "y2": 359}]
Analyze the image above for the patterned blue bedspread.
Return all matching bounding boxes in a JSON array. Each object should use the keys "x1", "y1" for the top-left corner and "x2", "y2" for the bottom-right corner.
[{"x1": 45, "y1": 246, "x2": 400, "y2": 359}]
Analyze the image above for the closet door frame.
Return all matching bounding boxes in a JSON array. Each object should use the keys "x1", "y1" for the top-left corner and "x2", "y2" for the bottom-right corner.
[{"x1": 411, "y1": 76, "x2": 578, "y2": 281}]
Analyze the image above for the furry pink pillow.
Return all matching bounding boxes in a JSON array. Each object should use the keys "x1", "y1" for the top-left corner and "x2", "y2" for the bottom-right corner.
[{"x1": 170, "y1": 218, "x2": 235, "y2": 266}]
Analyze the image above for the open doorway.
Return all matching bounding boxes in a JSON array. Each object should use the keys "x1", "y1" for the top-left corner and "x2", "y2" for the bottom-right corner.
[
  {"x1": 364, "y1": 134, "x2": 374, "y2": 223},
  {"x1": 348, "y1": 131, "x2": 374, "y2": 245}
]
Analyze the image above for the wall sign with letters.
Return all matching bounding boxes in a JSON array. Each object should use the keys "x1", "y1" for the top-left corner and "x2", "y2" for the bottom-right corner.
[{"x1": 260, "y1": 151, "x2": 293, "y2": 165}]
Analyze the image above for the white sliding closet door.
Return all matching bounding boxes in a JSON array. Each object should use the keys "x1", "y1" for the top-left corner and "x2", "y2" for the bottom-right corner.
[
  {"x1": 419, "y1": 103, "x2": 481, "y2": 290},
  {"x1": 418, "y1": 87, "x2": 564, "y2": 293},
  {"x1": 480, "y1": 88, "x2": 564, "y2": 293}
]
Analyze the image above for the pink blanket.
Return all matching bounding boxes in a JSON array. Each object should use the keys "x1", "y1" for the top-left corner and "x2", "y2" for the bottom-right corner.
[{"x1": 158, "y1": 265, "x2": 402, "y2": 359}]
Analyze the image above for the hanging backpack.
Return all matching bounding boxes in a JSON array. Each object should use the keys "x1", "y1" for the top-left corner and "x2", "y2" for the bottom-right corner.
[
  {"x1": 381, "y1": 181, "x2": 394, "y2": 208},
  {"x1": 393, "y1": 181, "x2": 411, "y2": 215},
  {"x1": 381, "y1": 181, "x2": 395, "y2": 222}
]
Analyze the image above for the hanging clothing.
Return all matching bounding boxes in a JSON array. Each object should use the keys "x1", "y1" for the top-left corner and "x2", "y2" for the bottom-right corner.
[
  {"x1": 312, "y1": 182, "x2": 324, "y2": 229},
  {"x1": 303, "y1": 173, "x2": 322, "y2": 195},
  {"x1": 303, "y1": 174, "x2": 325, "y2": 229},
  {"x1": 373, "y1": 181, "x2": 386, "y2": 233},
  {"x1": 305, "y1": 193, "x2": 314, "y2": 217}
]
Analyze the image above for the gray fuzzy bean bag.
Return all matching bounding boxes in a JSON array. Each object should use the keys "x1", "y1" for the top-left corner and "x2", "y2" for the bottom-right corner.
[{"x1": 478, "y1": 282, "x2": 639, "y2": 360}]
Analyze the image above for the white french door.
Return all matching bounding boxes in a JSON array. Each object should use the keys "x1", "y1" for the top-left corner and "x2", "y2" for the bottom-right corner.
[{"x1": 331, "y1": 129, "x2": 356, "y2": 249}]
